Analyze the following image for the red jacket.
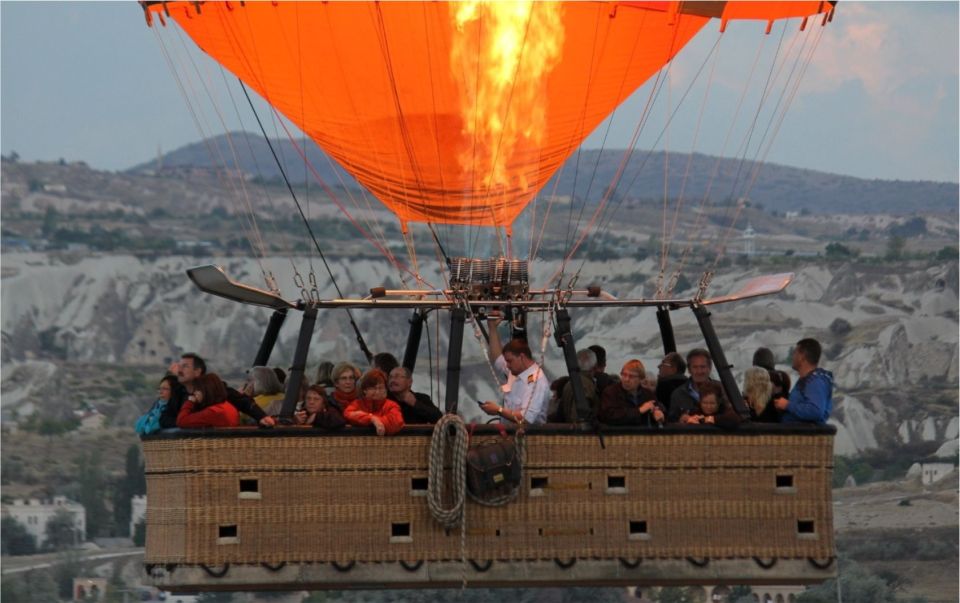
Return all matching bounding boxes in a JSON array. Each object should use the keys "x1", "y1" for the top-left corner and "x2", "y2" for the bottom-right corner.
[
  {"x1": 344, "y1": 397, "x2": 404, "y2": 435},
  {"x1": 177, "y1": 400, "x2": 240, "y2": 428}
]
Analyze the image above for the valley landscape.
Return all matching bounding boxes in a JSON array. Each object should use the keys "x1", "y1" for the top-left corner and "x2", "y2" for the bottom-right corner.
[{"x1": 1, "y1": 150, "x2": 957, "y2": 602}]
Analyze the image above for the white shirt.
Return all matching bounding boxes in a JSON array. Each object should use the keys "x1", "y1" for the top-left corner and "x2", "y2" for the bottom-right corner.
[{"x1": 494, "y1": 354, "x2": 549, "y2": 425}]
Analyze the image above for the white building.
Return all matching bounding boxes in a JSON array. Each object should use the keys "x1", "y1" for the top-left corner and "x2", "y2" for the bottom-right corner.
[
  {"x1": 2, "y1": 496, "x2": 86, "y2": 546},
  {"x1": 920, "y1": 462, "x2": 954, "y2": 485},
  {"x1": 130, "y1": 494, "x2": 147, "y2": 538}
]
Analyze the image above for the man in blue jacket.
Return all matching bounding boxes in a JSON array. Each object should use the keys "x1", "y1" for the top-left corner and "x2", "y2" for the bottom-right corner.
[{"x1": 774, "y1": 338, "x2": 833, "y2": 424}]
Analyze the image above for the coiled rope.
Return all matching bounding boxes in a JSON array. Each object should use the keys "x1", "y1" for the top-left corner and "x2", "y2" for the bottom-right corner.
[{"x1": 426, "y1": 414, "x2": 526, "y2": 586}]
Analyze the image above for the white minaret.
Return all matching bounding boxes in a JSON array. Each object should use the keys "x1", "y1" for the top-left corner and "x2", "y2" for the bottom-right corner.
[{"x1": 743, "y1": 222, "x2": 756, "y2": 257}]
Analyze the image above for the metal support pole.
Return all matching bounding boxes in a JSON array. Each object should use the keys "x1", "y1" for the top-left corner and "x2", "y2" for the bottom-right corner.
[
  {"x1": 553, "y1": 309, "x2": 592, "y2": 422},
  {"x1": 655, "y1": 305, "x2": 677, "y2": 355},
  {"x1": 444, "y1": 307, "x2": 466, "y2": 414},
  {"x1": 691, "y1": 304, "x2": 747, "y2": 416},
  {"x1": 402, "y1": 309, "x2": 426, "y2": 372},
  {"x1": 278, "y1": 306, "x2": 318, "y2": 420},
  {"x1": 252, "y1": 308, "x2": 288, "y2": 367}
]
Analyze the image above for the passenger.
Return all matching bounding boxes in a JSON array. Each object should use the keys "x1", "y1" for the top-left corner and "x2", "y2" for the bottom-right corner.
[
  {"x1": 588, "y1": 344, "x2": 617, "y2": 393},
  {"x1": 769, "y1": 368, "x2": 792, "y2": 401},
  {"x1": 752, "y1": 346, "x2": 776, "y2": 371},
  {"x1": 245, "y1": 366, "x2": 284, "y2": 413},
  {"x1": 743, "y1": 367, "x2": 778, "y2": 423},
  {"x1": 479, "y1": 316, "x2": 550, "y2": 425},
  {"x1": 135, "y1": 375, "x2": 178, "y2": 436},
  {"x1": 314, "y1": 361, "x2": 335, "y2": 388},
  {"x1": 387, "y1": 366, "x2": 442, "y2": 424},
  {"x1": 344, "y1": 369, "x2": 405, "y2": 436},
  {"x1": 547, "y1": 376, "x2": 570, "y2": 422},
  {"x1": 668, "y1": 348, "x2": 720, "y2": 423},
  {"x1": 176, "y1": 373, "x2": 240, "y2": 428},
  {"x1": 774, "y1": 338, "x2": 834, "y2": 424},
  {"x1": 330, "y1": 362, "x2": 362, "y2": 412},
  {"x1": 372, "y1": 352, "x2": 400, "y2": 376},
  {"x1": 599, "y1": 360, "x2": 663, "y2": 426},
  {"x1": 273, "y1": 367, "x2": 287, "y2": 386},
  {"x1": 679, "y1": 382, "x2": 741, "y2": 428},
  {"x1": 159, "y1": 353, "x2": 275, "y2": 428},
  {"x1": 654, "y1": 351, "x2": 687, "y2": 408},
  {"x1": 557, "y1": 348, "x2": 599, "y2": 422},
  {"x1": 294, "y1": 384, "x2": 346, "y2": 430}
]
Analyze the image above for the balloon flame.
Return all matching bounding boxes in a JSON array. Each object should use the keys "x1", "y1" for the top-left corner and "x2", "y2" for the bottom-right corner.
[{"x1": 451, "y1": 1, "x2": 564, "y2": 196}]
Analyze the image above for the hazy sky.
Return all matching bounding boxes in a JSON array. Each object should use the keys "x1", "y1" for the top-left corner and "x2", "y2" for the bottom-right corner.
[{"x1": 1, "y1": 1, "x2": 957, "y2": 183}]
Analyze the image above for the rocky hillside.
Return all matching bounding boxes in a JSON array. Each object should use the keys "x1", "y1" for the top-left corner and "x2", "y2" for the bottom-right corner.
[
  {"x1": 1, "y1": 252, "x2": 956, "y2": 461},
  {"x1": 126, "y1": 133, "x2": 960, "y2": 216}
]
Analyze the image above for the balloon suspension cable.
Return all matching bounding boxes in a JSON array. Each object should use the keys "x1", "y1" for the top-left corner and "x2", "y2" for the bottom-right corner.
[
  {"x1": 694, "y1": 270, "x2": 714, "y2": 303},
  {"x1": 239, "y1": 80, "x2": 373, "y2": 363},
  {"x1": 151, "y1": 26, "x2": 273, "y2": 291}
]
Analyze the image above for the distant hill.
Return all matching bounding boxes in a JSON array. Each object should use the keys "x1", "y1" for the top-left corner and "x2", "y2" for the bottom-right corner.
[{"x1": 128, "y1": 132, "x2": 958, "y2": 216}]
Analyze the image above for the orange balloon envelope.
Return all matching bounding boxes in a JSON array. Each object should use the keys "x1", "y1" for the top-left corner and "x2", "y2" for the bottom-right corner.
[{"x1": 143, "y1": 1, "x2": 833, "y2": 228}]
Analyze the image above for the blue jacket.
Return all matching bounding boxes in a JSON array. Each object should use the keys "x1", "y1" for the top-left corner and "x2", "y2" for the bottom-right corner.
[
  {"x1": 135, "y1": 398, "x2": 168, "y2": 435},
  {"x1": 783, "y1": 368, "x2": 833, "y2": 424}
]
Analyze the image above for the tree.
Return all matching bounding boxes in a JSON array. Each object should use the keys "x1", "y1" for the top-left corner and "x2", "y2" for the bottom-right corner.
[
  {"x1": 132, "y1": 520, "x2": 146, "y2": 546},
  {"x1": 75, "y1": 450, "x2": 109, "y2": 539},
  {"x1": 934, "y1": 246, "x2": 957, "y2": 262},
  {"x1": 1, "y1": 516, "x2": 37, "y2": 555},
  {"x1": 885, "y1": 235, "x2": 905, "y2": 260},
  {"x1": 825, "y1": 242, "x2": 857, "y2": 260},
  {"x1": 41, "y1": 206, "x2": 58, "y2": 238},
  {"x1": 44, "y1": 508, "x2": 79, "y2": 551},
  {"x1": 0, "y1": 569, "x2": 59, "y2": 603},
  {"x1": 797, "y1": 559, "x2": 898, "y2": 603},
  {"x1": 729, "y1": 585, "x2": 753, "y2": 603}
]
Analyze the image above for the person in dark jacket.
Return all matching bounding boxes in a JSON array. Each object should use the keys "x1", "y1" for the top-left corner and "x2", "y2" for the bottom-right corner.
[
  {"x1": 294, "y1": 384, "x2": 346, "y2": 430},
  {"x1": 387, "y1": 367, "x2": 442, "y2": 424},
  {"x1": 668, "y1": 348, "x2": 720, "y2": 423},
  {"x1": 599, "y1": 360, "x2": 664, "y2": 426},
  {"x1": 678, "y1": 381, "x2": 741, "y2": 429},
  {"x1": 654, "y1": 351, "x2": 687, "y2": 408},
  {"x1": 159, "y1": 353, "x2": 275, "y2": 429},
  {"x1": 743, "y1": 366, "x2": 779, "y2": 423}
]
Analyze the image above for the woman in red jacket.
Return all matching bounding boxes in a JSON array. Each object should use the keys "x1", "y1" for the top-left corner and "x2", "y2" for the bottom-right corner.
[
  {"x1": 344, "y1": 369, "x2": 404, "y2": 436},
  {"x1": 176, "y1": 373, "x2": 240, "y2": 428}
]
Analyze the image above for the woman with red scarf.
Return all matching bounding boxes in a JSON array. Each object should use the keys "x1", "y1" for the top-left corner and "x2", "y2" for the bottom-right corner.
[
  {"x1": 176, "y1": 373, "x2": 240, "y2": 428},
  {"x1": 344, "y1": 369, "x2": 404, "y2": 436},
  {"x1": 329, "y1": 362, "x2": 361, "y2": 412}
]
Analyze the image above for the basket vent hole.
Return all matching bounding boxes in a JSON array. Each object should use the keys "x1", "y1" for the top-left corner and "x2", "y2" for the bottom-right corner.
[
  {"x1": 391, "y1": 523, "x2": 411, "y2": 538},
  {"x1": 531, "y1": 477, "x2": 548, "y2": 489},
  {"x1": 797, "y1": 520, "x2": 816, "y2": 534},
  {"x1": 608, "y1": 475, "x2": 626, "y2": 488},
  {"x1": 218, "y1": 525, "x2": 237, "y2": 539},
  {"x1": 629, "y1": 521, "x2": 647, "y2": 535},
  {"x1": 411, "y1": 477, "x2": 428, "y2": 491},
  {"x1": 239, "y1": 479, "x2": 259, "y2": 493},
  {"x1": 776, "y1": 474, "x2": 794, "y2": 488}
]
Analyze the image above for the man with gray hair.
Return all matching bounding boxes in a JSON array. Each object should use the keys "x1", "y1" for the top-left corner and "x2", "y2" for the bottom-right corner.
[{"x1": 387, "y1": 366, "x2": 442, "y2": 424}]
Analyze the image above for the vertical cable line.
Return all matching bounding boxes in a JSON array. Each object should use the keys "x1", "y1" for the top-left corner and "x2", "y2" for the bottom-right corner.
[
  {"x1": 712, "y1": 24, "x2": 825, "y2": 270},
  {"x1": 229, "y1": 4, "x2": 412, "y2": 287},
  {"x1": 550, "y1": 12, "x2": 686, "y2": 288},
  {"x1": 665, "y1": 28, "x2": 770, "y2": 296},
  {"x1": 370, "y1": 4, "x2": 451, "y2": 285},
  {"x1": 152, "y1": 26, "x2": 272, "y2": 290},
  {"x1": 710, "y1": 20, "x2": 796, "y2": 257},
  {"x1": 559, "y1": 22, "x2": 714, "y2": 289},
  {"x1": 559, "y1": 5, "x2": 608, "y2": 275},
  {"x1": 240, "y1": 81, "x2": 374, "y2": 364}
]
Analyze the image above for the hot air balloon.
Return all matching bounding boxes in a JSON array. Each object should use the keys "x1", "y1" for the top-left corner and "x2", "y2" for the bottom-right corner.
[{"x1": 138, "y1": 1, "x2": 838, "y2": 592}]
